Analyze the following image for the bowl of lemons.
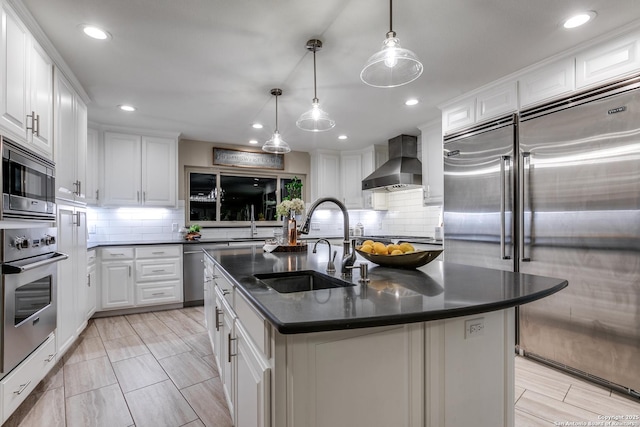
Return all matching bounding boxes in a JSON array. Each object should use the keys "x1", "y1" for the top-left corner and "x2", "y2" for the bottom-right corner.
[{"x1": 355, "y1": 240, "x2": 443, "y2": 269}]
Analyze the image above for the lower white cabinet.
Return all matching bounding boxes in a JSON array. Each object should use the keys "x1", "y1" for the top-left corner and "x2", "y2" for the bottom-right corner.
[
  {"x1": 98, "y1": 245, "x2": 183, "y2": 311},
  {"x1": 57, "y1": 204, "x2": 88, "y2": 356},
  {"x1": 86, "y1": 249, "x2": 97, "y2": 319},
  {"x1": 0, "y1": 334, "x2": 56, "y2": 424}
]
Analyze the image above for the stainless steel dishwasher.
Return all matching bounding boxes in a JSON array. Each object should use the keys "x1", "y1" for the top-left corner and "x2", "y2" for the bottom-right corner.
[{"x1": 183, "y1": 243, "x2": 228, "y2": 307}]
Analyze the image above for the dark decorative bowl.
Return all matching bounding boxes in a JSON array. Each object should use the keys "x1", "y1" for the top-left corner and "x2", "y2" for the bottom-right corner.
[{"x1": 355, "y1": 248, "x2": 443, "y2": 269}]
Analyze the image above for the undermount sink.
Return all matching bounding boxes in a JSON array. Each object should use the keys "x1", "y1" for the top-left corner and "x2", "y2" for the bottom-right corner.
[{"x1": 254, "y1": 270, "x2": 355, "y2": 293}]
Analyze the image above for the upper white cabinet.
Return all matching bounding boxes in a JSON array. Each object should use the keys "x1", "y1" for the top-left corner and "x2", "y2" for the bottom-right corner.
[
  {"x1": 475, "y1": 82, "x2": 517, "y2": 123},
  {"x1": 519, "y1": 58, "x2": 575, "y2": 108},
  {"x1": 310, "y1": 149, "x2": 340, "y2": 202},
  {"x1": 575, "y1": 29, "x2": 640, "y2": 89},
  {"x1": 54, "y1": 70, "x2": 87, "y2": 203},
  {"x1": 84, "y1": 128, "x2": 99, "y2": 204},
  {"x1": 340, "y1": 152, "x2": 363, "y2": 209},
  {"x1": 418, "y1": 122, "x2": 444, "y2": 206},
  {"x1": 0, "y1": 3, "x2": 53, "y2": 157},
  {"x1": 441, "y1": 98, "x2": 476, "y2": 134},
  {"x1": 102, "y1": 131, "x2": 177, "y2": 207}
]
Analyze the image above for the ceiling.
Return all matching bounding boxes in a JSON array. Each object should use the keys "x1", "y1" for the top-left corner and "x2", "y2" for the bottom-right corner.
[{"x1": 20, "y1": 0, "x2": 640, "y2": 152}]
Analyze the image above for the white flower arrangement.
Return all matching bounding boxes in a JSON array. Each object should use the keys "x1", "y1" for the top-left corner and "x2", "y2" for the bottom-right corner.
[{"x1": 276, "y1": 198, "x2": 305, "y2": 217}]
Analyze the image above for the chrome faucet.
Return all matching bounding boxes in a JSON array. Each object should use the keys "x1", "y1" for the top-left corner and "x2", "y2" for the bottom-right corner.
[
  {"x1": 300, "y1": 197, "x2": 356, "y2": 275},
  {"x1": 313, "y1": 239, "x2": 336, "y2": 273}
]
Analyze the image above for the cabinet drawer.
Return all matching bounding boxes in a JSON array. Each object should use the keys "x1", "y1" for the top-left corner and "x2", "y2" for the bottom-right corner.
[
  {"x1": 100, "y1": 247, "x2": 134, "y2": 260},
  {"x1": 1, "y1": 334, "x2": 56, "y2": 419},
  {"x1": 235, "y1": 291, "x2": 270, "y2": 357},
  {"x1": 213, "y1": 269, "x2": 234, "y2": 306},
  {"x1": 136, "y1": 258, "x2": 181, "y2": 281},
  {"x1": 135, "y1": 280, "x2": 182, "y2": 305},
  {"x1": 135, "y1": 245, "x2": 181, "y2": 259}
]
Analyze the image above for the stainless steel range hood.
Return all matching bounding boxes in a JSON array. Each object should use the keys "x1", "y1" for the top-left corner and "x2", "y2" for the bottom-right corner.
[{"x1": 362, "y1": 134, "x2": 423, "y2": 192}]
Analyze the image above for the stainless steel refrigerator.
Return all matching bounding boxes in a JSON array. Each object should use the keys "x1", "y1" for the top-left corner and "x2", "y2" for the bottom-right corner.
[{"x1": 443, "y1": 76, "x2": 640, "y2": 395}]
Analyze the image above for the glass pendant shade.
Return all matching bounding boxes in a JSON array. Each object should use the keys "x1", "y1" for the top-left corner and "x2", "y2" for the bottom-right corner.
[
  {"x1": 262, "y1": 88, "x2": 291, "y2": 153},
  {"x1": 262, "y1": 130, "x2": 290, "y2": 153},
  {"x1": 297, "y1": 99, "x2": 335, "y2": 132},
  {"x1": 297, "y1": 39, "x2": 335, "y2": 132},
  {"x1": 361, "y1": 31, "x2": 423, "y2": 88}
]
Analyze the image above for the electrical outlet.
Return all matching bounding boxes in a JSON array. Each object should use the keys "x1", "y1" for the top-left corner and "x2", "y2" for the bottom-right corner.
[
  {"x1": 172, "y1": 223, "x2": 179, "y2": 232},
  {"x1": 88, "y1": 224, "x2": 96, "y2": 234},
  {"x1": 465, "y1": 318, "x2": 485, "y2": 339}
]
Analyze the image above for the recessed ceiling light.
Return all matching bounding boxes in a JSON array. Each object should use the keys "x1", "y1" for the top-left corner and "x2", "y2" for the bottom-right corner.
[
  {"x1": 563, "y1": 11, "x2": 596, "y2": 29},
  {"x1": 80, "y1": 25, "x2": 111, "y2": 40},
  {"x1": 405, "y1": 98, "x2": 419, "y2": 106},
  {"x1": 249, "y1": 139, "x2": 259, "y2": 145},
  {"x1": 338, "y1": 135, "x2": 348, "y2": 140},
  {"x1": 118, "y1": 105, "x2": 136, "y2": 112},
  {"x1": 252, "y1": 123, "x2": 263, "y2": 129}
]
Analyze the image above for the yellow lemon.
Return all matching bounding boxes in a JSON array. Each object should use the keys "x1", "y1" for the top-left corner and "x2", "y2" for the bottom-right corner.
[
  {"x1": 362, "y1": 239, "x2": 374, "y2": 247},
  {"x1": 399, "y1": 242, "x2": 415, "y2": 253},
  {"x1": 360, "y1": 244, "x2": 374, "y2": 254},
  {"x1": 373, "y1": 242, "x2": 388, "y2": 255},
  {"x1": 386, "y1": 244, "x2": 400, "y2": 254},
  {"x1": 391, "y1": 249, "x2": 404, "y2": 255}
]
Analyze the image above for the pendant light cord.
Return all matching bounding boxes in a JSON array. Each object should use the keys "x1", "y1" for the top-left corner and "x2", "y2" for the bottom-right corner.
[
  {"x1": 389, "y1": 0, "x2": 393, "y2": 33},
  {"x1": 275, "y1": 94, "x2": 279, "y2": 132},
  {"x1": 313, "y1": 48, "x2": 318, "y2": 101}
]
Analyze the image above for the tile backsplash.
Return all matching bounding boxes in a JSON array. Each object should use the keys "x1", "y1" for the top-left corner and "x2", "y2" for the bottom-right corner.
[{"x1": 87, "y1": 189, "x2": 441, "y2": 242}]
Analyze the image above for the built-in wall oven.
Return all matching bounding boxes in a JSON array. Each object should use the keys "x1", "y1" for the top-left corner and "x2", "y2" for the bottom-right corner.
[
  {"x1": 1, "y1": 136, "x2": 55, "y2": 221},
  {"x1": 0, "y1": 227, "x2": 67, "y2": 378}
]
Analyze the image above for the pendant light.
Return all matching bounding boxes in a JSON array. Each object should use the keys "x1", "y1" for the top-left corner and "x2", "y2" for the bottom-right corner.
[
  {"x1": 262, "y1": 88, "x2": 291, "y2": 154},
  {"x1": 360, "y1": 0, "x2": 423, "y2": 88},
  {"x1": 297, "y1": 39, "x2": 335, "y2": 132}
]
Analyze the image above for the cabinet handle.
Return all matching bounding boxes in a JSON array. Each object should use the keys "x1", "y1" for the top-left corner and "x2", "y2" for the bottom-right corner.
[
  {"x1": 151, "y1": 251, "x2": 165, "y2": 255},
  {"x1": 26, "y1": 111, "x2": 35, "y2": 133},
  {"x1": 87, "y1": 273, "x2": 91, "y2": 287},
  {"x1": 76, "y1": 212, "x2": 81, "y2": 227},
  {"x1": 215, "y1": 307, "x2": 222, "y2": 331},
  {"x1": 152, "y1": 269, "x2": 165, "y2": 273},
  {"x1": 78, "y1": 180, "x2": 82, "y2": 197},
  {"x1": 228, "y1": 333, "x2": 237, "y2": 363},
  {"x1": 72, "y1": 212, "x2": 81, "y2": 226},
  {"x1": 45, "y1": 353, "x2": 56, "y2": 363},
  {"x1": 222, "y1": 289, "x2": 231, "y2": 296},
  {"x1": 152, "y1": 292, "x2": 165, "y2": 296},
  {"x1": 14, "y1": 380, "x2": 32, "y2": 395},
  {"x1": 111, "y1": 253, "x2": 125, "y2": 256},
  {"x1": 143, "y1": 191, "x2": 146, "y2": 202},
  {"x1": 137, "y1": 191, "x2": 140, "y2": 202},
  {"x1": 96, "y1": 189, "x2": 99, "y2": 201},
  {"x1": 128, "y1": 266, "x2": 132, "y2": 276},
  {"x1": 35, "y1": 114, "x2": 40, "y2": 136}
]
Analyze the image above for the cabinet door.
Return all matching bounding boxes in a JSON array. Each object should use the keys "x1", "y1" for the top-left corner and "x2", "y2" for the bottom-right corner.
[
  {"x1": 29, "y1": 40, "x2": 53, "y2": 156},
  {"x1": 75, "y1": 99, "x2": 87, "y2": 201},
  {"x1": 419, "y1": 122, "x2": 444, "y2": 205},
  {"x1": 0, "y1": 4, "x2": 29, "y2": 140},
  {"x1": 54, "y1": 71, "x2": 77, "y2": 201},
  {"x1": 442, "y1": 98, "x2": 475, "y2": 134},
  {"x1": 86, "y1": 262, "x2": 97, "y2": 319},
  {"x1": 100, "y1": 261, "x2": 135, "y2": 310},
  {"x1": 141, "y1": 136, "x2": 176, "y2": 206},
  {"x1": 103, "y1": 132, "x2": 141, "y2": 206},
  {"x1": 85, "y1": 128, "x2": 99, "y2": 204},
  {"x1": 235, "y1": 323, "x2": 270, "y2": 427},
  {"x1": 74, "y1": 210, "x2": 88, "y2": 333},
  {"x1": 311, "y1": 151, "x2": 340, "y2": 201},
  {"x1": 340, "y1": 153, "x2": 363, "y2": 209},
  {"x1": 56, "y1": 207, "x2": 77, "y2": 355}
]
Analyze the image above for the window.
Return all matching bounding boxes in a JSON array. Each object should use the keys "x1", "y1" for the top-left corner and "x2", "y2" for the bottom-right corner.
[{"x1": 186, "y1": 167, "x2": 304, "y2": 226}]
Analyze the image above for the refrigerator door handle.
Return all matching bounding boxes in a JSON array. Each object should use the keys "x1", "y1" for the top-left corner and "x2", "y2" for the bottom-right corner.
[
  {"x1": 520, "y1": 152, "x2": 531, "y2": 262},
  {"x1": 500, "y1": 155, "x2": 511, "y2": 260}
]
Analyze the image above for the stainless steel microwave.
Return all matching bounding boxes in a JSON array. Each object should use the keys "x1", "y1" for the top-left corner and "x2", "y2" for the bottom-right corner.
[{"x1": 1, "y1": 137, "x2": 55, "y2": 221}]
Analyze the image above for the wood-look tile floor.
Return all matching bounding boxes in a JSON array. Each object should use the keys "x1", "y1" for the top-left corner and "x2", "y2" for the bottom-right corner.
[{"x1": 4, "y1": 307, "x2": 640, "y2": 426}]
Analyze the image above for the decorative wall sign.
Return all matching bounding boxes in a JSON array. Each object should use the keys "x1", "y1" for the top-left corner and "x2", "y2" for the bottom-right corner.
[{"x1": 213, "y1": 148, "x2": 284, "y2": 170}]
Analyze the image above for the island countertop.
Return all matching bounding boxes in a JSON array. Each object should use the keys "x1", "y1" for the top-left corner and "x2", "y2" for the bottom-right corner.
[{"x1": 204, "y1": 245, "x2": 567, "y2": 334}]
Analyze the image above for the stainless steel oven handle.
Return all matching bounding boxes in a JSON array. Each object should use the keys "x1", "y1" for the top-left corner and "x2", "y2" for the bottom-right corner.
[{"x1": 2, "y1": 252, "x2": 69, "y2": 274}]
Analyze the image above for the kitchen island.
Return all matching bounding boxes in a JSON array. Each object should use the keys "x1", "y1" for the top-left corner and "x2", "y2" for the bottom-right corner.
[{"x1": 203, "y1": 245, "x2": 567, "y2": 427}]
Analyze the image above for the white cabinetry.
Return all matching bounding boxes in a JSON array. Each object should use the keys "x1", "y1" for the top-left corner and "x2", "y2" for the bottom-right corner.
[
  {"x1": 86, "y1": 249, "x2": 97, "y2": 319},
  {"x1": 441, "y1": 98, "x2": 475, "y2": 134},
  {"x1": 98, "y1": 245, "x2": 183, "y2": 311},
  {"x1": 57, "y1": 204, "x2": 88, "y2": 356},
  {"x1": 519, "y1": 58, "x2": 575, "y2": 108},
  {"x1": 0, "y1": 2, "x2": 53, "y2": 157},
  {"x1": 0, "y1": 335, "x2": 56, "y2": 425},
  {"x1": 310, "y1": 150, "x2": 340, "y2": 202},
  {"x1": 102, "y1": 132, "x2": 177, "y2": 207},
  {"x1": 85, "y1": 128, "x2": 99, "y2": 204},
  {"x1": 418, "y1": 121, "x2": 444, "y2": 206},
  {"x1": 340, "y1": 152, "x2": 363, "y2": 209},
  {"x1": 54, "y1": 69, "x2": 87, "y2": 203},
  {"x1": 576, "y1": 29, "x2": 640, "y2": 89},
  {"x1": 99, "y1": 248, "x2": 135, "y2": 310}
]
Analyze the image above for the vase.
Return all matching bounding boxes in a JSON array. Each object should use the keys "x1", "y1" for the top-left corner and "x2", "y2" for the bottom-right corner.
[{"x1": 287, "y1": 211, "x2": 297, "y2": 246}]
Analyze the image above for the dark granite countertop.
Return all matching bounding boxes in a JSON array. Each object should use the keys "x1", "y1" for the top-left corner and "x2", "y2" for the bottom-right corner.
[{"x1": 204, "y1": 245, "x2": 567, "y2": 334}]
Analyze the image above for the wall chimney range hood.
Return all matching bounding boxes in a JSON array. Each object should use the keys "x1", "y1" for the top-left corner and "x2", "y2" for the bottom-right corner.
[{"x1": 362, "y1": 134, "x2": 423, "y2": 192}]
